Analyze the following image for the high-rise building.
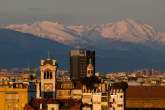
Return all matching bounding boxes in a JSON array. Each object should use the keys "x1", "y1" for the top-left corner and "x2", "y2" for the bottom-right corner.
[{"x1": 70, "y1": 49, "x2": 95, "y2": 80}]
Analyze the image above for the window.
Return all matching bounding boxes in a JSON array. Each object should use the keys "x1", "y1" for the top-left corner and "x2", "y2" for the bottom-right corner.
[
  {"x1": 22, "y1": 95, "x2": 24, "y2": 99},
  {"x1": 113, "y1": 98, "x2": 115, "y2": 103},
  {"x1": 44, "y1": 70, "x2": 52, "y2": 79},
  {"x1": 101, "y1": 97, "x2": 107, "y2": 102},
  {"x1": 117, "y1": 104, "x2": 123, "y2": 107},
  {"x1": 14, "y1": 104, "x2": 18, "y2": 110},
  {"x1": 50, "y1": 72, "x2": 52, "y2": 79},
  {"x1": 44, "y1": 72, "x2": 46, "y2": 79},
  {"x1": 102, "y1": 93, "x2": 107, "y2": 96},
  {"x1": 47, "y1": 71, "x2": 49, "y2": 79},
  {"x1": 109, "y1": 103, "x2": 112, "y2": 107},
  {"x1": 8, "y1": 104, "x2": 11, "y2": 110},
  {"x1": 101, "y1": 105, "x2": 107, "y2": 110},
  {"x1": 22, "y1": 104, "x2": 25, "y2": 109},
  {"x1": 16, "y1": 95, "x2": 18, "y2": 99},
  {"x1": 8, "y1": 94, "x2": 11, "y2": 99}
]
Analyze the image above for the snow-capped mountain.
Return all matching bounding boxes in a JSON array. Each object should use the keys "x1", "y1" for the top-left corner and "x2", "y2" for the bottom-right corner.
[{"x1": 5, "y1": 18, "x2": 165, "y2": 49}]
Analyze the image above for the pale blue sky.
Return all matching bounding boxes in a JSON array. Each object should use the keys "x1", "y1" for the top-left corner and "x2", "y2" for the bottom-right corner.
[{"x1": 0, "y1": 0, "x2": 165, "y2": 31}]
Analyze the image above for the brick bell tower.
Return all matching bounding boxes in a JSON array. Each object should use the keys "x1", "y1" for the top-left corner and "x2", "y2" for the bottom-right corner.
[{"x1": 40, "y1": 50, "x2": 58, "y2": 98}]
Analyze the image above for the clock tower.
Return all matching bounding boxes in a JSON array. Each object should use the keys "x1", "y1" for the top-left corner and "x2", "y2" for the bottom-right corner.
[{"x1": 40, "y1": 53, "x2": 58, "y2": 98}]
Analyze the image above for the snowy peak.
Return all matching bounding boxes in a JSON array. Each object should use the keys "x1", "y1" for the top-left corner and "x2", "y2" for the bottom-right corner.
[
  {"x1": 6, "y1": 21, "x2": 80, "y2": 46},
  {"x1": 99, "y1": 18, "x2": 159, "y2": 43}
]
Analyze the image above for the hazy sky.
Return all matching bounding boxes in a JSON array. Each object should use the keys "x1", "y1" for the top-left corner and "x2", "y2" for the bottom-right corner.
[{"x1": 0, "y1": 0, "x2": 165, "y2": 32}]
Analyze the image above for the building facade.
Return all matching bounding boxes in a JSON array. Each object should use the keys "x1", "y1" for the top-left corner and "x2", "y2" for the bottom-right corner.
[
  {"x1": 81, "y1": 88, "x2": 125, "y2": 110},
  {"x1": 0, "y1": 82, "x2": 36, "y2": 110}
]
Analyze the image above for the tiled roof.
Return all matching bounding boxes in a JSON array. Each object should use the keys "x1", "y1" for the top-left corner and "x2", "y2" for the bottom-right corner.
[
  {"x1": 60, "y1": 101, "x2": 81, "y2": 110},
  {"x1": 30, "y1": 98, "x2": 81, "y2": 110},
  {"x1": 24, "y1": 104, "x2": 35, "y2": 110},
  {"x1": 126, "y1": 86, "x2": 165, "y2": 99},
  {"x1": 31, "y1": 98, "x2": 58, "y2": 104}
]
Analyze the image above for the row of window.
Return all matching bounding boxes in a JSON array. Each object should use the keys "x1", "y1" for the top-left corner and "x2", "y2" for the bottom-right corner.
[
  {"x1": 87, "y1": 70, "x2": 94, "y2": 74},
  {"x1": 83, "y1": 104, "x2": 122, "y2": 110},
  {"x1": 44, "y1": 71, "x2": 53, "y2": 79},
  {"x1": 8, "y1": 104, "x2": 24, "y2": 110}
]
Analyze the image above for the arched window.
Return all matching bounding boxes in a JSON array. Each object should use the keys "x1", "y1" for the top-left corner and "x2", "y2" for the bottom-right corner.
[
  {"x1": 91, "y1": 70, "x2": 93, "y2": 74},
  {"x1": 44, "y1": 70, "x2": 52, "y2": 79},
  {"x1": 50, "y1": 72, "x2": 52, "y2": 79},
  {"x1": 44, "y1": 72, "x2": 46, "y2": 79},
  {"x1": 47, "y1": 71, "x2": 49, "y2": 79}
]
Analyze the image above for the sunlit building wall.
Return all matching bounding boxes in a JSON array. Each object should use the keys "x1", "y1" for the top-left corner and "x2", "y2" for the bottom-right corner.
[{"x1": 0, "y1": 84, "x2": 28, "y2": 110}]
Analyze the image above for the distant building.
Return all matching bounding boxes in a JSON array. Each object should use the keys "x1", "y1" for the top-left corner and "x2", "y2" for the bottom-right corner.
[{"x1": 70, "y1": 49, "x2": 95, "y2": 80}]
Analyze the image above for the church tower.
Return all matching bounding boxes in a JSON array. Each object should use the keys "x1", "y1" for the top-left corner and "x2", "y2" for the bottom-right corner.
[
  {"x1": 40, "y1": 51, "x2": 58, "y2": 98},
  {"x1": 86, "y1": 59, "x2": 94, "y2": 77}
]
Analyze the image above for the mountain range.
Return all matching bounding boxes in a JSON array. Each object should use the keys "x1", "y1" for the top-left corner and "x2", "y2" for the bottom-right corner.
[
  {"x1": 1, "y1": 18, "x2": 165, "y2": 72},
  {"x1": 5, "y1": 18, "x2": 165, "y2": 50}
]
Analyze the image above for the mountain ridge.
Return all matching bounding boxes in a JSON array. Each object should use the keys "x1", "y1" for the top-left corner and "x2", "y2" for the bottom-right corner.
[{"x1": 5, "y1": 18, "x2": 165, "y2": 49}]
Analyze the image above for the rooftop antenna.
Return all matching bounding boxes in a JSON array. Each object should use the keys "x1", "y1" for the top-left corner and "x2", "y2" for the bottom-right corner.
[
  {"x1": 28, "y1": 64, "x2": 30, "y2": 72},
  {"x1": 89, "y1": 58, "x2": 92, "y2": 64},
  {"x1": 22, "y1": 69, "x2": 24, "y2": 74},
  {"x1": 47, "y1": 48, "x2": 50, "y2": 60}
]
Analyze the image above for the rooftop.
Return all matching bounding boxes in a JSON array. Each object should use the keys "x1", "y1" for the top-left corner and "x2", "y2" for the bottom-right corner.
[{"x1": 127, "y1": 86, "x2": 165, "y2": 99}]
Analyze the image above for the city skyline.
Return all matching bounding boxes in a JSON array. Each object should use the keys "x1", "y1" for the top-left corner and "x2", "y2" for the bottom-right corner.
[{"x1": 1, "y1": 0, "x2": 165, "y2": 110}]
